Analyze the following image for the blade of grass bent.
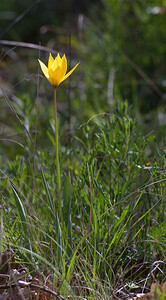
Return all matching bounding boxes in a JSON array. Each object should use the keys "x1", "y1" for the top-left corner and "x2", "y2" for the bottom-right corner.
[
  {"x1": 41, "y1": 168, "x2": 62, "y2": 267},
  {"x1": 63, "y1": 176, "x2": 72, "y2": 258},
  {"x1": 41, "y1": 168, "x2": 56, "y2": 215},
  {"x1": 10, "y1": 182, "x2": 33, "y2": 260}
]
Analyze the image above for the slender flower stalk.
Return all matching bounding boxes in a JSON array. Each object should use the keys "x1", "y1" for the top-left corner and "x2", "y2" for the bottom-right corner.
[
  {"x1": 53, "y1": 87, "x2": 62, "y2": 219},
  {"x1": 38, "y1": 53, "x2": 79, "y2": 221}
]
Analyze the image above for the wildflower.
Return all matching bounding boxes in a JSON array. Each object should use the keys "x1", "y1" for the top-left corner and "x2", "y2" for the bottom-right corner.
[
  {"x1": 38, "y1": 53, "x2": 79, "y2": 87},
  {"x1": 38, "y1": 52, "x2": 79, "y2": 223}
]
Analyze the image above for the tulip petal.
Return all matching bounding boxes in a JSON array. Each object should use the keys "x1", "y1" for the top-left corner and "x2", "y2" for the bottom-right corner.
[
  {"x1": 38, "y1": 53, "x2": 79, "y2": 87},
  {"x1": 48, "y1": 53, "x2": 54, "y2": 70},
  {"x1": 38, "y1": 59, "x2": 49, "y2": 78},
  {"x1": 49, "y1": 57, "x2": 68, "y2": 87},
  {"x1": 49, "y1": 66, "x2": 63, "y2": 87},
  {"x1": 62, "y1": 62, "x2": 80, "y2": 82},
  {"x1": 56, "y1": 53, "x2": 61, "y2": 63},
  {"x1": 60, "y1": 54, "x2": 67, "y2": 78},
  {"x1": 51, "y1": 56, "x2": 61, "y2": 72}
]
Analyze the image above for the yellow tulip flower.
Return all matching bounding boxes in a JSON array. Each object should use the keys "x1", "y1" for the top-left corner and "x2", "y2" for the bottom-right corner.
[
  {"x1": 38, "y1": 53, "x2": 79, "y2": 87},
  {"x1": 38, "y1": 52, "x2": 79, "y2": 222}
]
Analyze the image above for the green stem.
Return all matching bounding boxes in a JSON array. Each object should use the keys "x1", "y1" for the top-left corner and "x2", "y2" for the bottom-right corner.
[{"x1": 54, "y1": 88, "x2": 62, "y2": 221}]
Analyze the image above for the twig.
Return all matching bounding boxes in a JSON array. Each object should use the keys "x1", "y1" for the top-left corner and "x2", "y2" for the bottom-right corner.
[
  {"x1": 0, "y1": 40, "x2": 57, "y2": 55},
  {"x1": 0, "y1": 138, "x2": 24, "y2": 148},
  {"x1": 0, "y1": 280, "x2": 66, "y2": 300},
  {"x1": 0, "y1": 274, "x2": 9, "y2": 278}
]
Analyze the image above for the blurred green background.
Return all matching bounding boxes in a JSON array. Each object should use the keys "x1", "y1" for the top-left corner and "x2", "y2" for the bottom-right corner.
[{"x1": 0, "y1": 0, "x2": 166, "y2": 158}]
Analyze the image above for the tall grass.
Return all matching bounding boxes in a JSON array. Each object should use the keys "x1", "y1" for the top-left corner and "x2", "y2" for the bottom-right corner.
[{"x1": 1, "y1": 90, "x2": 166, "y2": 298}]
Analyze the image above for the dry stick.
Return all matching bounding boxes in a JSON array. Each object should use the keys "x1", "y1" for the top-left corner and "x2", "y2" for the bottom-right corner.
[
  {"x1": 0, "y1": 281, "x2": 66, "y2": 300},
  {"x1": 0, "y1": 38, "x2": 163, "y2": 99},
  {"x1": 0, "y1": 40, "x2": 58, "y2": 55}
]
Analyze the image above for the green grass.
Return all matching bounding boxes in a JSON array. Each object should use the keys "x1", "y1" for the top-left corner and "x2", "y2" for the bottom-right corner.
[
  {"x1": 1, "y1": 1, "x2": 166, "y2": 297},
  {"x1": 0, "y1": 86, "x2": 166, "y2": 298}
]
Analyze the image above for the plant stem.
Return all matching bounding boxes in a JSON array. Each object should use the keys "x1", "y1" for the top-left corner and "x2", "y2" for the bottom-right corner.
[{"x1": 54, "y1": 88, "x2": 62, "y2": 221}]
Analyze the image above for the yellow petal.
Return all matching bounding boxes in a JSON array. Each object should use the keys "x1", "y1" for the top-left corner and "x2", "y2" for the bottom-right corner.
[
  {"x1": 62, "y1": 62, "x2": 80, "y2": 82},
  {"x1": 48, "y1": 55, "x2": 67, "y2": 87},
  {"x1": 48, "y1": 53, "x2": 54, "y2": 71},
  {"x1": 56, "y1": 53, "x2": 61, "y2": 63},
  {"x1": 51, "y1": 55, "x2": 61, "y2": 72},
  {"x1": 60, "y1": 54, "x2": 67, "y2": 78},
  {"x1": 38, "y1": 59, "x2": 49, "y2": 79},
  {"x1": 49, "y1": 66, "x2": 62, "y2": 87},
  {"x1": 38, "y1": 54, "x2": 79, "y2": 88}
]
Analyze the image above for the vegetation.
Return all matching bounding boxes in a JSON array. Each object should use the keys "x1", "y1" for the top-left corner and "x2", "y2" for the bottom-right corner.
[{"x1": 0, "y1": 0, "x2": 166, "y2": 299}]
